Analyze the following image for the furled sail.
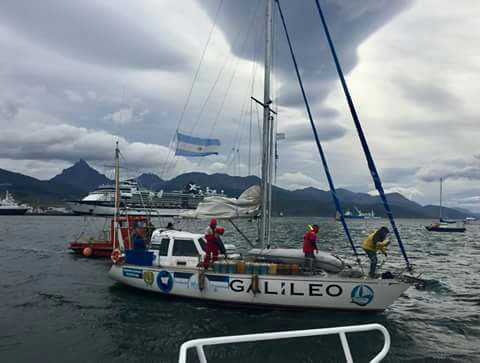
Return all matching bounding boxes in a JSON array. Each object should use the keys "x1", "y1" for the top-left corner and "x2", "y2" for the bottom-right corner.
[{"x1": 180, "y1": 185, "x2": 260, "y2": 219}]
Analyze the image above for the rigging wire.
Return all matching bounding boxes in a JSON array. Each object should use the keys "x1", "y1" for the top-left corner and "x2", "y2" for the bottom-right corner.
[
  {"x1": 193, "y1": 1, "x2": 262, "y2": 175},
  {"x1": 313, "y1": 0, "x2": 411, "y2": 269},
  {"x1": 276, "y1": 0, "x2": 363, "y2": 272},
  {"x1": 248, "y1": 16, "x2": 263, "y2": 176},
  {"x1": 159, "y1": 0, "x2": 224, "y2": 179}
]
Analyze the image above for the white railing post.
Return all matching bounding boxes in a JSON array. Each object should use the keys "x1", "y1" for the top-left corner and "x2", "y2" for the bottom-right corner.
[
  {"x1": 339, "y1": 332, "x2": 353, "y2": 363},
  {"x1": 195, "y1": 345, "x2": 207, "y2": 363},
  {"x1": 178, "y1": 323, "x2": 391, "y2": 363}
]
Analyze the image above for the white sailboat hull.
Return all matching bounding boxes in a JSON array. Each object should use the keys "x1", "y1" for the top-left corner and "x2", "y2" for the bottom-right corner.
[{"x1": 109, "y1": 264, "x2": 409, "y2": 311}]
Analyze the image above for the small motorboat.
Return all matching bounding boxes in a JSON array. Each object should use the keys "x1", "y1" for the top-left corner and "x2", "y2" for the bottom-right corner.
[{"x1": 69, "y1": 215, "x2": 150, "y2": 257}]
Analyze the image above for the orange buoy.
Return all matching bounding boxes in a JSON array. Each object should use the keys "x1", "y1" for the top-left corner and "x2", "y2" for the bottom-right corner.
[
  {"x1": 82, "y1": 246, "x2": 93, "y2": 257},
  {"x1": 111, "y1": 248, "x2": 122, "y2": 264}
]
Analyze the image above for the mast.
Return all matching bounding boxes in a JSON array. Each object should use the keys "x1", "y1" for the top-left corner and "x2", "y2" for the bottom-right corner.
[
  {"x1": 113, "y1": 141, "x2": 121, "y2": 250},
  {"x1": 260, "y1": 0, "x2": 274, "y2": 248},
  {"x1": 439, "y1": 177, "x2": 443, "y2": 221}
]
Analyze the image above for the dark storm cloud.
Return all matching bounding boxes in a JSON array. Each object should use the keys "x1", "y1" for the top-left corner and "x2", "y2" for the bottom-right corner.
[
  {"x1": 0, "y1": 99, "x2": 23, "y2": 121},
  {"x1": 282, "y1": 121, "x2": 347, "y2": 143},
  {"x1": 198, "y1": 0, "x2": 412, "y2": 107},
  {"x1": 416, "y1": 156, "x2": 480, "y2": 182},
  {"x1": 381, "y1": 167, "x2": 420, "y2": 183},
  {"x1": 0, "y1": 0, "x2": 188, "y2": 71}
]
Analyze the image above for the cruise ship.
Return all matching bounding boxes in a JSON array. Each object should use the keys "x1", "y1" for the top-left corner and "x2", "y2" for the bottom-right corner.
[
  {"x1": 0, "y1": 191, "x2": 29, "y2": 215},
  {"x1": 67, "y1": 180, "x2": 225, "y2": 216}
]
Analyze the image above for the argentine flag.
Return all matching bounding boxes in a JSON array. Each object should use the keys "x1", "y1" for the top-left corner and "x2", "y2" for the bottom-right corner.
[{"x1": 175, "y1": 132, "x2": 221, "y2": 157}]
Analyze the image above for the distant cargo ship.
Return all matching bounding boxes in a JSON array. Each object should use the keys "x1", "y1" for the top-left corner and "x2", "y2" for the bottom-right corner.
[
  {"x1": 336, "y1": 207, "x2": 381, "y2": 220},
  {"x1": 67, "y1": 180, "x2": 225, "y2": 217},
  {"x1": 0, "y1": 191, "x2": 29, "y2": 215}
]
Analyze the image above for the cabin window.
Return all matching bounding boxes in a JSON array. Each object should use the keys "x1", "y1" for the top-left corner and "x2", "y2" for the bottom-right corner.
[
  {"x1": 150, "y1": 238, "x2": 170, "y2": 256},
  {"x1": 172, "y1": 239, "x2": 198, "y2": 257}
]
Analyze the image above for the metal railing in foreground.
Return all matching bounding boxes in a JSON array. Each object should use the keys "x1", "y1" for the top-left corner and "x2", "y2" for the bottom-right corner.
[{"x1": 178, "y1": 323, "x2": 390, "y2": 363}]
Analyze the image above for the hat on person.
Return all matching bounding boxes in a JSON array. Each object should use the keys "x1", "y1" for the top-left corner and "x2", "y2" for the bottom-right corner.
[{"x1": 210, "y1": 218, "x2": 217, "y2": 226}]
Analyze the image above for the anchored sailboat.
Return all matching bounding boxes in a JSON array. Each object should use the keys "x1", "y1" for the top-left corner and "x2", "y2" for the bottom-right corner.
[
  {"x1": 109, "y1": 0, "x2": 418, "y2": 311},
  {"x1": 425, "y1": 178, "x2": 466, "y2": 233}
]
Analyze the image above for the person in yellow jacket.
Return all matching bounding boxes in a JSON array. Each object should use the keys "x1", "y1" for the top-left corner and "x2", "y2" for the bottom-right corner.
[{"x1": 362, "y1": 226, "x2": 390, "y2": 278}]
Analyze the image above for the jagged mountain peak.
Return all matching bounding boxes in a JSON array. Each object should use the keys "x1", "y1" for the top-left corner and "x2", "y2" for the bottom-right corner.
[{"x1": 50, "y1": 160, "x2": 111, "y2": 192}]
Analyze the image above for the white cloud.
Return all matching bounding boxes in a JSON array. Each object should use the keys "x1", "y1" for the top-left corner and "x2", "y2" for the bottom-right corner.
[
  {"x1": 0, "y1": 121, "x2": 198, "y2": 178},
  {"x1": 368, "y1": 185, "x2": 423, "y2": 200},
  {"x1": 276, "y1": 172, "x2": 322, "y2": 190},
  {"x1": 103, "y1": 107, "x2": 150, "y2": 124}
]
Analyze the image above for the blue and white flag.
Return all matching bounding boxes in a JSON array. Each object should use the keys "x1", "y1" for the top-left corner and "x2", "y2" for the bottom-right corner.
[{"x1": 175, "y1": 132, "x2": 220, "y2": 157}]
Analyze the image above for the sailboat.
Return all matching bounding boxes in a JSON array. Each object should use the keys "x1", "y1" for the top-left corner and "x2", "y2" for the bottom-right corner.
[
  {"x1": 425, "y1": 178, "x2": 466, "y2": 233},
  {"x1": 109, "y1": 0, "x2": 417, "y2": 311}
]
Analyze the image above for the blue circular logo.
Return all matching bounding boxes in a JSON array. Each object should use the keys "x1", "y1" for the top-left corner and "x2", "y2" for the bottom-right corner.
[
  {"x1": 351, "y1": 284, "x2": 374, "y2": 306},
  {"x1": 156, "y1": 271, "x2": 174, "y2": 293}
]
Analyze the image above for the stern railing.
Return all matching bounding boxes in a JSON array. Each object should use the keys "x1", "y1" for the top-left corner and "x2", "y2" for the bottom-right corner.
[{"x1": 178, "y1": 323, "x2": 390, "y2": 363}]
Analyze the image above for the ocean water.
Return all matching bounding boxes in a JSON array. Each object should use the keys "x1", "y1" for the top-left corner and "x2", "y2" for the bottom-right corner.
[{"x1": 0, "y1": 216, "x2": 479, "y2": 363}]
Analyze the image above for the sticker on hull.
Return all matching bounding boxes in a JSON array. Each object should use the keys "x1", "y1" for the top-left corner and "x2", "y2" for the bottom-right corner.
[
  {"x1": 157, "y1": 271, "x2": 174, "y2": 293},
  {"x1": 351, "y1": 284, "x2": 374, "y2": 306},
  {"x1": 123, "y1": 267, "x2": 143, "y2": 279},
  {"x1": 143, "y1": 271, "x2": 155, "y2": 286}
]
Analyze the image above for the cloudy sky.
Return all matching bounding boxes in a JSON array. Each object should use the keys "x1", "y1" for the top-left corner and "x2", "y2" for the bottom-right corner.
[{"x1": 0, "y1": 0, "x2": 479, "y2": 211}]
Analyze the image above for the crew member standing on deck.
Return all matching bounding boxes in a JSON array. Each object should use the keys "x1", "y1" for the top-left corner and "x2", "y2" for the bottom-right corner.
[
  {"x1": 303, "y1": 224, "x2": 319, "y2": 267},
  {"x1": 203, "y1": 218, "x2": 219, "y2": 268},
  {"x1": 132, "y1": 223, "x2": 146, "y2": 251},
  {"x1": 362, "y1": 226, "x2": 390, "y2": 278}
]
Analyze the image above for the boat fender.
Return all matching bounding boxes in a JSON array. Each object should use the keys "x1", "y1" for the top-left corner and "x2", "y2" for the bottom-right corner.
[
  {"x1": 83, "y1": 246, "x2": 93, "y2": 257},
  {"x1": 198, "y1": 271, "x2": 205, "y2": 291},
  {"x1": 111, "y1": 248, "x2": 122, "y2": 264},
  {"x1": 251, "y1": 274, "x2": 260, "y2": 295}
]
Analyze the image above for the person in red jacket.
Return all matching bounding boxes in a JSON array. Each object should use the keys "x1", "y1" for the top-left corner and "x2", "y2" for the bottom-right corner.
[
  {"x1": 303, "y1": 224, "x2": 319, "y2": 267},
  {"x1": 203, "y1": 218, "x2": 219, "y2": 269}
]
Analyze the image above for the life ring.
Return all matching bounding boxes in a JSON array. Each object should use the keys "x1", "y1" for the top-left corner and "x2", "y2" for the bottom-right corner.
[{"x1": 111, "y1": 248, "x2": 122, "y2": 264}]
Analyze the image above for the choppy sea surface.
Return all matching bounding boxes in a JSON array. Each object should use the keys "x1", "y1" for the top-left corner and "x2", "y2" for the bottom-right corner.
[{"x1": 0, "y1": 216, "x2": 479, "y2": 362}]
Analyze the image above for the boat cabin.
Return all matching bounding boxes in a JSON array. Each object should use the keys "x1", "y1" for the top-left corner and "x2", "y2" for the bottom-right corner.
[{"x1": 148, "y1": 230, "x2": 207, "y2": 268}]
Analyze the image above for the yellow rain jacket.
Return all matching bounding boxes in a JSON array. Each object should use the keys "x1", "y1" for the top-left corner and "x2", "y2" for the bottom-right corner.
[{"x1": 362, "y1": 232, "x2": 389, "y2": 254}]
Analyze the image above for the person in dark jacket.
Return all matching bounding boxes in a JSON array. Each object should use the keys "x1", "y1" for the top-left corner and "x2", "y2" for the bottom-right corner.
[{"x1": 132, "y1": 224, "x2": 146, "y2": 251}]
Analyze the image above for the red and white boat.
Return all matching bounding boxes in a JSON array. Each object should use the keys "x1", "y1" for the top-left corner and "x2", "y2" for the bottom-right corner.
[{"x1": 69, "y1": 215, "x2": 148, "y2": 257}]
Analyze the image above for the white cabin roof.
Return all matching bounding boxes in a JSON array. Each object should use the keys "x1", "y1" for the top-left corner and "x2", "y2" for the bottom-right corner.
[{"x1": 151, "y1": 229, "x2": 203, "y2": 240}]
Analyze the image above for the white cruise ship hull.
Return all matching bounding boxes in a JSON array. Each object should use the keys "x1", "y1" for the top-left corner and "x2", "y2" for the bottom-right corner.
[
  {"x1": 109, "y1": 264, "x2": 409, "y2": 311},
  {"x1": 67, "y1": 202, "x2": 188, "y2": 217}
]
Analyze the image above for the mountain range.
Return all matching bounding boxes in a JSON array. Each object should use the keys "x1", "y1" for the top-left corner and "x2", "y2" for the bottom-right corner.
[{"x1": 0, "y1": 159, "x2": 476, "y2": 219}]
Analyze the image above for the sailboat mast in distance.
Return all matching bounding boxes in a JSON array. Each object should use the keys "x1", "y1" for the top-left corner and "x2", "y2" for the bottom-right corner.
[
  {"x1": 260, "y1": 0, "x2": 274, "y2": 248},
  {"x1": 439, "y1": 177, "x2": 443, "y2": 220},
  {"x1": 113, "y1": 141, "x2": 121, "y2": 249}
]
